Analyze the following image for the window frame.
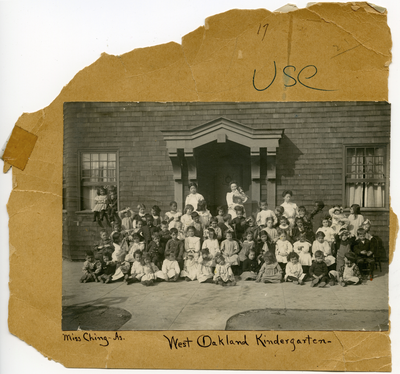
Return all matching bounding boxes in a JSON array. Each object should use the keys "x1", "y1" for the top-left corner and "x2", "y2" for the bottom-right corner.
[
  {"x1": 77, "y1": 149, "x2": 119, "y2": 212},
  {"x1": 342, "y1": 144, "x2": 389, "y2": 211}
]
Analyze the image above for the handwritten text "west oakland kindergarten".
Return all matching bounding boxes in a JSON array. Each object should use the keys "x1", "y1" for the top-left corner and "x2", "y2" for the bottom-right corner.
[{"x1": 163, "y1": 334, "x2": 332, "y2": 352}]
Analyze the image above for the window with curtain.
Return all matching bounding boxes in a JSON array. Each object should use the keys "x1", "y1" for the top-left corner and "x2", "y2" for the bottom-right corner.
[
  {"x1": 80, "y1": 152, "x2": 117, "y2": 210},
  {"x1": 345, "y1": 146, "x2": 387, "y2": 208}
]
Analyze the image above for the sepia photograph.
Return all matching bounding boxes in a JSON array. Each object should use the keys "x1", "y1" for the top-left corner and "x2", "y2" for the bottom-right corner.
[{"x1": 62, "y1": 101, "x2": 390, "y2": 331}]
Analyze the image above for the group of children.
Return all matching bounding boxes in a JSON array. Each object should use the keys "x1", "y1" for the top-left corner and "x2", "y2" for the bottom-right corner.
[{"x1": 82, "y1": 192, "x2": 384, "y2": 289}]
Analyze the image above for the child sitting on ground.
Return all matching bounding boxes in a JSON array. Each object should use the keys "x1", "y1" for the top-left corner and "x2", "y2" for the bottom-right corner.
[
  {"x1": 257, "y1": 230, "x2": 272, "y2": 263},
  {"x1": 241, "y1": 248, "x2": 260, "y2": 281},
  {"x1": 316, "y1": 216, "x2": 335, "y2": 245},
  {"x1": 238, "y1": 231, "x2": 256, "y2": 264},
  {"x1": 125, "y1": 250, "x2": 144, "y2": 284},
  {"x1": 213, "y1": 253, "x2": 236, "y2": 286},
  {"x1": 180, "y1": 252, "x2": 198, "y2": 282},
  {"x1": 184, "y1": 226, "x2": 201, "y2": 260},
  {"x1": 335, "y1": 252, "x2": 362, "y2": 287},
  {"x1": 141, "y1": 253, "x2": 165, "y2": 286},
  {"x1": 80, "y1": 250, "x2": 102, "y2": 283},
  {"x1": 165, "y1": 228, "x2": 185, "y2": 270},
  {"x1": 202, "y1": 228, "x2": 220, "y2": 264},
  {"x1": 162, "y1": 250, "x2": 180, "y2": 282},
  {"x1": 332, "y1": 228, "x2": 355, "y2": 272},
  {"x1": 146, "y1": 232, "x2": 164, "y2": 269},
  {"x1": 256, "y1": 252, "x2": 282, "y2": 284},
  {"x1": 125, "y1": 233, "x2": 145, "y2": 262},
  {"x1": 93, "y1": 229, "x2": 114, "y2": 261},
  {"x1": 99, "y1": 252, "x2": 117, "y2": 284},
  {"x1": 309, "y1": 250, "x2": 329, "y2": 288},
  {"x1": 256, "y1": 199, "x2": 277, "y2": 228},
  {"x1": 285, "y1": 251, "x2": 305, "y2": 285},
  {"x1": 197, "y1": 248, "x2": 215, "y2": 283},
  {"x1": 293, "y1": 233, "x2": 312, "y2": 275},
  {"x1": 220, "y1": 231, "x2": 240, "y2": 274},
  {"x1": 111, "y1": 232, "x2": 127, "y2": 264}
]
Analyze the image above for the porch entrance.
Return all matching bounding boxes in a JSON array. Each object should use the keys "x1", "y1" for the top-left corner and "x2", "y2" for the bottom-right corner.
[{"x1": 196, "y1": 140, "x2": 251, "y2": 215}]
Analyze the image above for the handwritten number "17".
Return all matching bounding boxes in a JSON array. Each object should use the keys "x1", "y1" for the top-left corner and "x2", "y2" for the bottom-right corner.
[{"x1": 257, "y1": 23, "x2": 269, "y2": 41}]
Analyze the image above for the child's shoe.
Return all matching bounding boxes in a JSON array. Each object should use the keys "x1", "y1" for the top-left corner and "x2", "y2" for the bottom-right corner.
[
  {"x1": 105, "y1": 278, "x2": 110, "y2": 284},
  {"x1": 318, "y1": 281, "x2": 326, "y2": 288},
  {"x1": 298, "y1": 280, "x2": 304, "y2": 285},
  {"x1": 185, "y1": 277, "x2": 191, "y2": 282},
  {"x1": 293, "y1": 280, "x2": 298, "y2": 285},
  {"x1": 329, "y1": 280, "x2": 335, "y2": 286},
  {"x1": 339, "y1": 280, "x2": 346, "y2": 287},
  {"x1": 311, "y1": 279, "x2": 319, "y2": 287}
]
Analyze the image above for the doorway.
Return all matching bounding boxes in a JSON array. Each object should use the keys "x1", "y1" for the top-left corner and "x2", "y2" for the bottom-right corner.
[{"x1": 195, "y1": 140, "x2": 251, "y2": 215}]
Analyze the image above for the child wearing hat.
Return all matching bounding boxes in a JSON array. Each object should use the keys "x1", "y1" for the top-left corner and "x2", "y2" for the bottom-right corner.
[{"x1": 332, "y1": 228, "x2": 355, "y2": 271}]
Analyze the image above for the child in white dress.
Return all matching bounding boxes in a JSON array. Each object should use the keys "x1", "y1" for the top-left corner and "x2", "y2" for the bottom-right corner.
[
  {"x1": 256, "y1": 199, "x2": 277, "y2": 227},
  {"x1": 238, "y1": 232, "x2": 255, "y2": 263},
  {"x1": 180, "y1": 252, "x2": 199, "y2": 281},
  {"x1": 213, "y1": 253, "x2": 236, "y2": 286},
  {"x1": 133, "y1": 204, "x2": 147, "y2": 229},
  {"x1": 164, "y1": 201, "x2": 182, "y2": 229},
  {"x1": 220, "y1": 231, "x2": 239, "y2": 267},
  {"x1": 285, "y1": 252, "x2": 305, "y2": 285},
  {"x1": 197, "y1": 200, "x2": 212, "y2": 228},
  {"x1": 125, "y1": 234, "x2": 146, "y2": 262},
  {"x1": 119, "y1": 207, "x2": 135, "y2": 231},
  {"x1": 201, "y1": 228, "x2": 220, "y2": 264},
  {"x1": 312, "y1": 231, "x2": 336, "y2": 271},
  {"x1": 197, "y1": 248, "x2": 215, "y2": 283},
  {"x1": 162, "y1": 250, "x2": 180, "y2": 282},
  {"x1": 347, "y1": 204, "x2": 364, "y2": 237},
  {"x1": 184, "y1": 226, "x2": 201, "y2": 260},
  {"x1": 181, "y1": 204, "x2": 194, "y2": 233},
  {"x1": 316, "y1": 217, "x2": 335, "y2": 245},
  {"x1": 275, "y1": 231, "x2": 293, "y2": 274},
  {"x1": 141, "y1": 253, "x2": 165, "y2": 286},
  {"x1": 329, "y1": 205, "x2": 346, "y2": 234},
  {"x1": 92, "y1": 187, "x2": 109, "y2": 227},
  {"x1": 293, "y1": 233, "x2": 312, "y2": 273}
]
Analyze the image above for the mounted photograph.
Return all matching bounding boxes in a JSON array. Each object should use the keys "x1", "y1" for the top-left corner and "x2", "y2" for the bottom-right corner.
[{"x1": 62, "y1": 101, "x2": 390, "y2": 331}]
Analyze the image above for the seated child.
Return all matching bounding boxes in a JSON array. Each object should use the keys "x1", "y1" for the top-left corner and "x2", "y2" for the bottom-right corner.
[
  {"x1": 238, "y1": 231, "x2": 255, "y2": 264},
  {"x1": 80, "y1": 250, "x2": 102, "y2": 283},
  {"x1": 292, "y1": 218, "x2": 315, "y2": 243},
  {"x1": 329, "y1": 205, "x2": 346, "y2": 234},
  {"x1": 243, "y1": 215, "x2": 259, "y2": 242},
  {"x1": 202, "y1": 228, "x2": 220, "y2": 263},
  {"x1": 256, "y1": 199, "x2": 277, "y2": 227},
  {"x1": 347, "y1": 204, "x2": 364, "y2": 237},
  {"x1": 180, "y1": 252, "x2": 199, "y2": 281},
  {"x1": 164, "y1": 201, "x2": 182, "y2": 229},
  {"x1": 274, "y1": 206, "x2": 285, "y2": 228},
  {"x1": 220, "y1": 231, "x2": 240, "y2": 272},
  {"x1": 363, "y1": 219, "x2": 386, "y2": 265},
  {"x1": 197, "y1": 248, "x2": 215, "y2": 283},
  {"x1": 256, "y1": 252, "x2": 282, "y2": 284},
  {"x1": 151, "y1": 205, "x2": 162, "y2": 228},
  {"x1": 128, "y1": 250, "x2": 145, "y2": 284},
  {"x1": 309, "y1": 250, "x2": 329, "y2": 288},
  {"x1": 257, "y1": 230, "x2": 272, "y2": 263},
  {"x1": 285, "y1": 251, "x2": 305, "y2": 285},
  {"x1": 316, "y1": 217, "x2": 335, "y2": 245},
  {"x1": 165, "y1": 228, "x2": 185, "y2": 270},
  {"x1": 297, "y1": 205, "x2": 312, "y2": 232},
  {"x1": 125, "y1": 234, "x2": 146, "y2": 262},
  {"x1": 111, "y1": 232, "x2": 127, "y2": 264},
  {"x1": 263, "y1": 217, "x2": 279, "y2": 248},
  {"x1": 99, "y1": 252, "x2": 117, "y2": 283},
  {"x1": 190, "y1": 212, "x2": 204, "y2": 240},
  {"x1": 146, "y1": 232, "x2": 164, "y2": 269},
  {"x1": 209, "y1": 218, "x2": 223, "y2": 241},
  {"x1": 332, "y1": 229, "x2": 355, "y2": 271},
  {"x1": 197, "y1": 199, "x2": 212, "y2": 228},
  {"x1": 278, "y1": 217, "x2": 292, "y2": 242},
  {"x1": 353, "y1": 228, "x2": 375, "y2": 279},
  {"x1": 213, "y1": 253, "x2": 236, "y2": 286},
  {"x1": 159, "y1": 221, "x2": 172, "y2": 252},
  {"x1": 275, "y1": 231, "x2": 293, "y2": 275},
  {"x1": 184, "y1": 226, "x2": 201, "y2": 260},
  {"x1": 181, "y1": 204, "x2": 194, "y2": 232},
  {"x1": 336, "y1": 252, "x2": 362, "y2": 287},
  {"x1": 312, "y1": 231, "x2": 335, "y2": 271},
  {"x1": 141, "y1": 214, "x2": 157, "y2": 245},
  {"x1": 141, "y1": 253, "x2": 165, "y2": 286},
  {"x1": 231, "y1": 205, "x2": 248, "y2": 241},
  {"x1": 162, "y1": 250, "x2": 180, "y2": 282},
  {"x1": 93, "y1": 229, "x2": 114, "y2": 261},
  {"x1": 241, "y1": 248, "x2": 260, "y2": 281},
  {"x1": 218, "y1": 213, "x2": 234, "y2": 239},
  {"x1": 293, "y1": 233, "x2": 312, "y2": 275},
  {"x1": 119, "y1": 207, "x2": 134, "y2": 231}
]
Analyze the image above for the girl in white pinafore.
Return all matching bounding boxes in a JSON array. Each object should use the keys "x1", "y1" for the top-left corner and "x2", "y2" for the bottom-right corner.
[
  {"x1": 220, "y1": 231, "x2": 239, "y2": 266},
  {"x1": 293, "y1": 233, "x2": 312, "y2": 268},
  {"x1": 280, "y1": 190, "x2": 298, "y2": 228},
  {"x1": 201, "y1": 228, "x2": 220, "y2": 266},
  {"x1": 140, "y1": 253, "x2": 165, "y2": 285}
]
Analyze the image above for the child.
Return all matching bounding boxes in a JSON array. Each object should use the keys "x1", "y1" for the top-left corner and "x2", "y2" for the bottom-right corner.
[
  {"x1": 141, "y1": 253, "x2": 165, "y2": 286},
  {"x1": 164, "y1": 201, "x2": 182, "y2": 229},
  {"x1": 180, "y1": 252, "x2": 198, "y2": 281},
  {"x1": 353, "y1": 228, "x2": 375, "y2": 279},
  {"x1": 256, "y1": 252, "x2": 282, "y2": 283},
  {"x1": 216, "y1": 206, "x2": 228, "y2": 225},
  {"x1": 241, "y1": 248, "x2": 260, "y2": 281},
  {"x1": 316, "y1": 217, "x2": 335, "y2": 245},
  {"x1": 220, "y1": 231, "x2": 240, "y2": 271},
  {"x1": 162, "y1": 250, "x2": 180, "y2": 282},
  {"x1": 263, "y1": 217, "x2": 279, "y2": 249},
  {"x1": 278, "y1": 217, "x2": 292, "y2": 242},
  {"x1": 128, "y1": 250, "x2": 145, "y2": 284},
  {"x1": 126, "y1": 233, "x2": 146, "y2": 262},
  {"x1": 309, "y1": 200, "x2": 325, "y2": 233},
  {"x1": 202, "y1": 228, "x2": 220, "y2": 262},
  {"x1": 151, "y1": 205, "x2": 162, "y2": 228},
  {"x1": 111, "y1": 232, "x2": 127, "y2": 264},
  {"x1": 93, "y1": 229, "x2": 114, "y2": 261},
  {"x1": 209, "y1": 218, "x2": 223, "y2": 241},
  {"x1": 312, "y1": 231, "x2": 336, "y2": 271},
  {"x1": 336, "y1": 252, "x2": 362, "y2": 286},
  {"x1": 285, "y1": 252, "x2": 305, "y2": 285},
  {"x1": 181, "y1": 204, "x2": 194, "y2": 232},
  {"x1": 231, "y1": 205, "x2": 247, "y2": 241},
  {"x1": 197, "y1": 200, "x2": 212, "y2": 228},
  {"x1": 197, "y1": 248, "x2": 215, "y2": 283},
  {"x1": 362, "y1": 219, "x2": 386, "y2": 265},
  {"x1": 275, "y1": 231, "x2": 293, "y2": 275},
  {"x1": 243, "y1": 216, "x2": 259, "y2": 242},
  {"x1": 184, "y1": 226, "x2": 201, "y2": 260},
  {"x1": 238, "y1": 232, "x2": 255, "y2": 264},
  {"x1": 190, "y1": 211, "x2": 204, "y2": 239},
  {"x1": 99, "y1": 252, "x2": 117, "y2": 283},
  {"x1": 348, "y1": 204, "x2": 365, "y2": 237},
  {"x1": 92, "y1": 187, "x2": 109, "y2": 227},
  {"x1": 133, "y1": 204, "x2": 147, "y2": 228},
  {"x1": 213, "y1": 253, "x2": 236, "y2": 286},
  {"x1": 219, "y1": 213, "x2": 234, "y2": 239},
  {"x1": 274, "y1": 206, "x2": 285, "y2": 228},
  {"x1": 80, "y1": 251, "x2": 102, "y2": 283},
  {"x1": 141, "y1": 214, "x2": 157, "y2": 245},
  {"x1": 107, "y1": 190, "x2": 119, "y2": 225},
  {"x1": 169, "y1": 216, "x2": 185, "y2": 240},
  {"x1": 309, "y1": 250, "x2": 329, "y2": 287},
  {"x1": 332, "y1": 229, "x2": 355, "y2": 271},
  {"x1": 119, "y1": 207, "x2": 135, "y2": 231},
  {"x1": 146, "y1": 232, "x2": 164, "y2": 269},
  {"x1": 257, "y1": 230, "x2": 272, "y2": 261},
  {"x1": 329, "y1": 205, "x2": 346, "y2": 234},
  {"x1": 165, "y1": 228, "x2": 185, "y2": 270},
  {"x1": 297, "y1": 205, "x2": 312, "y2": 231},
  {"x1": 293, "y1": 233, "x2": 312, "y2": 275},
  {"x1": 256, "y1": 199, "x2": 277, "y2": 227},
  {"x1": 292, "y1": 218, "x2": 314, "y2": 243}
]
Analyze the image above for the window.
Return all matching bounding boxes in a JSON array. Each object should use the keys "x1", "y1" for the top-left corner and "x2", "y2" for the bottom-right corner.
[
  {"x1": 344, "y1": 146, "x2": 387, "y2": 208},
  {"x1": 80, "y1": 152, "x2": 118, "y2": 210}
]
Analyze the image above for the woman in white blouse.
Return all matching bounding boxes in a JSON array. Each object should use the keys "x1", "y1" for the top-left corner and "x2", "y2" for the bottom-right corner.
[
  {"x1": 280, "y1": 190, "x2": 299, "y2": 228},
  {"x1": 226, "y1": 181, "x2": 248, "y2": 219},
  {"x1": 185, "y1": 182, "x2": 204, "y2": 212}
]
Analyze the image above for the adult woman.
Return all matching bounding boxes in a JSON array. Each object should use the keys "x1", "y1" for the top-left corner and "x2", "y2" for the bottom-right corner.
[
  {"x1": 280, "y1": 190, "x2": 298, "y2": 228},
  {"x1": 185, "y1": 182, "x2": 204, "y2": 212},
  {"x1": 226, "y1": 181, "x2": 248, "y2": 219}
]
